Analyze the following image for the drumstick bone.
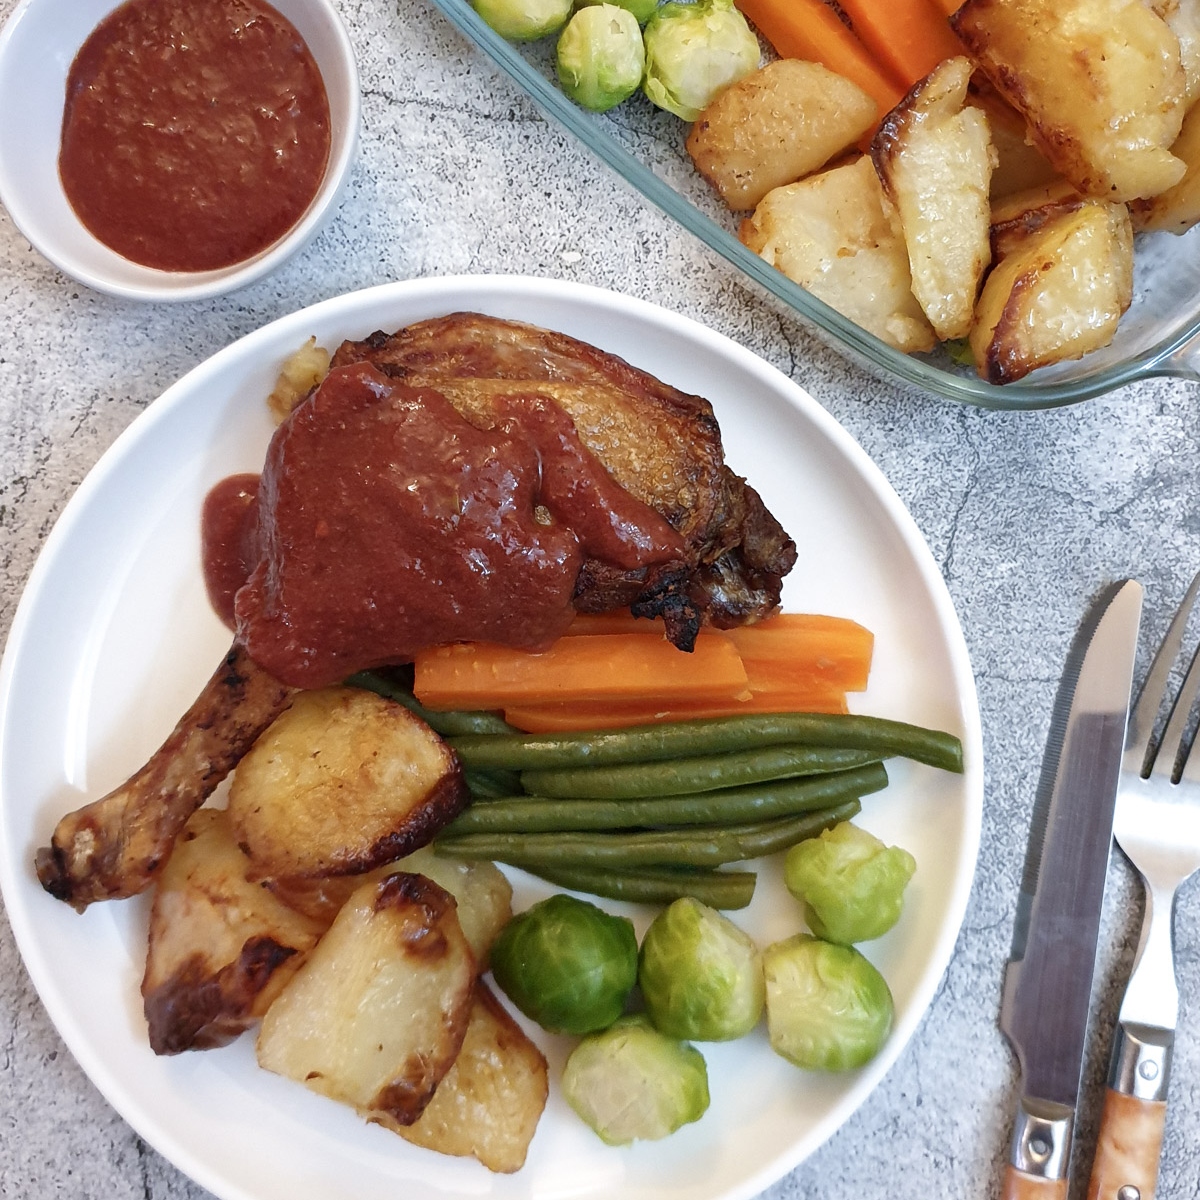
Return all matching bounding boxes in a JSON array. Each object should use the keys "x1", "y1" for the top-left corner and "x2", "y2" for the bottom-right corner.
[{"x1": 35, "y1": 644, "x2": 294, "y2": 912}]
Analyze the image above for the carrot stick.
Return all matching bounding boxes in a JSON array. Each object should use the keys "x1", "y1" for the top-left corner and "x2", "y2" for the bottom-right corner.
[
  {"x1": 930, "y1": 0, "x2": 964, "y2": 16},
  {"x1": 413, "y1": 632, "x2": 750, "y2": 710},
  {"x1": 503, "y1": 686, "x2": 850, "y2": 733},
  {"x1": 724, "y1": 614, "x2": 874, "y2": 692},
  {"x1": 735, "y1": 0, "x2": 907, "y2": 118},
  {"x1": 564, "y1": 612, "x2": 667, "y2": 635},
  {"x1": 834, "y1": 0, "x2": 965, "y2": 89}
]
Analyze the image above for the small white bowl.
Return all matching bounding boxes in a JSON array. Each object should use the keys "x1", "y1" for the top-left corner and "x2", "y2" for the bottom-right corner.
[{"x1": 0, "y1": 0, "x2": 360, "y2": 302}]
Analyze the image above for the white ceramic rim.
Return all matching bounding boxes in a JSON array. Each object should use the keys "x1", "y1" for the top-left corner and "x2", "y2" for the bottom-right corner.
[
  {"x1": 0, "y1": 0, "x2": 361, "y2": 302},
  {"x1": 0, "y1": 275, "x2": 984, "y2": 1200}
]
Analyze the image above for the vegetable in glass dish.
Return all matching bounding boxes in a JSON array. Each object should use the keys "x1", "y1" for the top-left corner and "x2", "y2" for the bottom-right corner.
[
  {"x1": 561, "y1": 1014, "x2": 710, "y2": 1144},
  {"x1": 471, "y1": 0, "x2": 572, "y2": 41},
  {"x1": 783, "y1": 819, "x2": 916, "y2": 945},
  {"x1": 488, "y1": 893, "x2": 638, "y2": 1034},
  {"x1": 557, "y1": 5, "x2": 646, "y2": 112},
  {"x1": 762, "y1": 933, "x2": 894, "y2": 1070},
  {"x1": 641, "y1": 0, "x2": 760, "y2": 121},
  {"x1": 638, "y1": 897, "x2": 764, "y2": 1040},
  {"x1": 577, "y1": 0, "x2": 660, "y2": 27}
]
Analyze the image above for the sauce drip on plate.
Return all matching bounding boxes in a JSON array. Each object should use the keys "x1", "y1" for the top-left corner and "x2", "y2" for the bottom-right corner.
[
  {"x1": 59, "y1": 0, "x2": 331, "y2": 272},
  {"x1": 202, "y1": 363, "x2": 686, "y2": 689}
]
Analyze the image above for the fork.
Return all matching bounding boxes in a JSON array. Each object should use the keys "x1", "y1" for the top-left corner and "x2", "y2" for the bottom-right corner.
[{"x1": 1087, "y1": 572, "x2": 1200, "y2": 1200}]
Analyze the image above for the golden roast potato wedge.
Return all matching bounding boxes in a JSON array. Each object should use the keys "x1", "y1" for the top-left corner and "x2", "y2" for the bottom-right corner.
[
  {"x1": 268, "y1": 847, "x2": 513, "y2": 969},
  {"x1": 740, "y1": 156, "x2": 936, "y2": 353},
  {"x1": 1131, "y1": 100, "x2": 1200, "y2": 232},
  {"x1": 968, "y1": 76, "x2": 1061, "y2": 199},
  {"x1": 141, "y1": 807, "x2": 323, "y2": 1055},
  {"x1": 953, "y1": 0, "x2": 1187, "y2": 202},
  {"x1": 989, "y1": 179, "x2": 1086, "y2": 261},
  {"x1": 1154, "y1": 0, "x2": 1200, "y2": 106},
  {"x1": 228, "y1": 686, "x2": 467, "y2": 881},
  {"x1": 380, "y1": 982, "x2": 548, "y2": 1173},
  {"x1": 257, "y1": 872, "x2": 476, "y2": 1125},
  {"x1": 687, "y1": 59, "x2": 878, "y2": 211},
  {"x1": 872, "y1": 56, "x2": 996, "y2": 341},
  {"x1": 970, "y1": 201, "x2": 1134, "y2": 383}
]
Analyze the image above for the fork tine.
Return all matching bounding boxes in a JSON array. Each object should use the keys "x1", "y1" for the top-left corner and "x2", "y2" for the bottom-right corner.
[
  {"x1": 1157, "y1": 640, "x2": 1200, "y2": 780},
  {"x1": 1131, "y1": 570, "x2": 1200, "y2": 776}
]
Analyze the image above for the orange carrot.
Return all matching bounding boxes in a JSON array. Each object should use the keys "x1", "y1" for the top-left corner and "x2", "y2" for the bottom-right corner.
[
  {"x1": 735, "y1": 0, "x2": 907, "y2": 118},
  {"x1": 724, "y1": 614, "x2": 874, "y2": 692},
  {"x1": 931, "y1": 0, "x2": 964, "y2": 16},
  {"x1": 835, "y1": 0, "x2": 965, "y2": 89},
  {"x1": 564, "y1": 612, "x2": 667, "y2": 636},
  {"x1": 503, "y1": 685, "x2": 850, "y2": 733},
  {"x1": 413, "y1": 632, "x2": 750, "y2": 710}
]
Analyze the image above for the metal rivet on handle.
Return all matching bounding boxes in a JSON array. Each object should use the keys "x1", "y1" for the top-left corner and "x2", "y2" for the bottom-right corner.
[
  {"x1": 1139, "y1": 1060, "x2": 1160, "y2": 1081},
  {"x1": 1117, "y1": 1186, "x2": 1141, "y2": 1200}
]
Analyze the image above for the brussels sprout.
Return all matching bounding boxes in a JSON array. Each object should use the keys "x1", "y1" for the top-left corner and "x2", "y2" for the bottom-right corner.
[
  {"x1": 638, "y1": 897, "x2": 763, "y2": 1040},
  {"x1": 641, "y1": 0, "x2": 760, "y2": 121},
  {"x1": 472, "y1": 0, "x2": 572, "y2": 42},
  {"x1": 488, "y1": 893, "x2": 637, "y2": 1035},
  {"x1": 576, "y1": 0, "x2": 660, "y2": 25},
  {"x1": 762, "y1": 934, "x2": 893, "y2": 1071},
  {"x1": 557, "y1": 6, "x2": 646, "y2": 112},
  {"x1": 784, "y1": 821, "x2": 917, "y2": 945},
  {"x1": 562, "y1": 1014, "x2": 710, "y2": 1143}
]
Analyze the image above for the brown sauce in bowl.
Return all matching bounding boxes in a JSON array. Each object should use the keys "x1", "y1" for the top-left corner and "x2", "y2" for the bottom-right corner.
[{"x1": 59, "y1": 0, "x2": 331, "y2": 272}]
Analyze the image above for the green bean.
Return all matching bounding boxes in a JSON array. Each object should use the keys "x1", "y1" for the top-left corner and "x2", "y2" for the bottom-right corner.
[
  {"x1": 345, "y1": 670, "x2": 516, "y2": 736},
  {"x1": 436, "y1": 798, "x2": 860, "y2": 869},
  {"x1": 521, "y1": 745, "x2": 880, "y2": 799},
  {"x1": 445, "y1": 762, "x2": 886, "y2": 834},
  {"x1": 505, "y1": 863, "x2": 757, "y2": 909},
  {"x1": 450, "y1": 712, "x2": 963, "y2": 773},
  {"x1": 463, "y1": 768, "x2": 524, "y2": 799}
]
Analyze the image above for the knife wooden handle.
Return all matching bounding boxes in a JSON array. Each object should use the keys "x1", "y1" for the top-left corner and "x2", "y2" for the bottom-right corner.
[
  {"x1": 1086, "y1": 1088, "x2": 1167, "y2": 1200},
  {"x1": 1002, "y1": 1166, "x2": 1068, "y2": 1199}
]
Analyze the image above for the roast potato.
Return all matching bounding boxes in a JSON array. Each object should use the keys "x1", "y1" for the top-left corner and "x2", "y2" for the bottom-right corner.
[
  {"x1": 141, "y1": 807, "x2": 322, "y2": 1055},
  {"x1": 257, "y1": 872, "x2": 476, "y2": 1124},
  {"x1": 1154, "y1": 0, "x2": 1200, "y2": 106},
  {"x1": 228, "y1": 686, "x2": 467, "y2": 881},
  {"x1": 990, "y1": 179, "x2": 1086, "y2": 261},
  {"x1": 266, "y1": 336, "x2": 332, "y2": 423},
  {"x1": 686, "y1": 59, "x2": 878, "y2": 211},
  {"x1": 968, "y1": 76, "x2": 1061, "y2": 199},
  {"x1": 1131, "y1": 100, "x2": 1200, "y2": 232},
  {"x1": 969, "y1": 200, "x2": 1134, "y2": 383},
  {"x1": 872, "y1": 56, "x2": 996, "y2": 341},
  {"x1": 268, "y1": 847, "x2": 513, "y2": 969},
  {"x1": 740, "y1": 156, "x2": 936, "y2": 353},
  {"x1": 382, "y1": 982, "x2": 548, "y2": 1172},
  {"x1": 953, "y1": 0, "x2": 1187, "y2": 202}
]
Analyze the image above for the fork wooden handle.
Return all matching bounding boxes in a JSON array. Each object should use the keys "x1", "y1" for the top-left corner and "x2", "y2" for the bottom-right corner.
[{"x1": 1086, "y1": 1089, "x2": 1166, "y2": 1200}]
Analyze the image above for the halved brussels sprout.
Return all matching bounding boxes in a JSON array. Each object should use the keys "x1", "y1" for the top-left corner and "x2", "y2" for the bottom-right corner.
[
  {"x1": 762, "y1": 934, "x2": 894, "y2": 1071},
  {"x1": 488, "y1": 893, "x2": 638, "y2": 1035},
  {"x1": 562, "y1": 1014, "x2": 710, "y2": 1144},
  {"x1": 577, "y1": 0, "x2": 660, "y2": 24},
  {"x1": 557, "y1": 6, "x2": 646, "y2": 112},
  {"x1": 784, "y1": 820, "x2": 917, "y2": 944},
  {"x1": 638, "y1": 897, "x2": 763, "y2": 1040},
  {"x1": 641, "y1": 0, "x2": 760, "y2": 121},
  {"x1": 472, "y1": 0, "x2": 572, "y2": 42}
]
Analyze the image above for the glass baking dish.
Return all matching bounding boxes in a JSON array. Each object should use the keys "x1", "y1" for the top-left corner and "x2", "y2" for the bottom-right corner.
[{"x1": 426, "y1": 0, "x2": 1200, "y2": 410}]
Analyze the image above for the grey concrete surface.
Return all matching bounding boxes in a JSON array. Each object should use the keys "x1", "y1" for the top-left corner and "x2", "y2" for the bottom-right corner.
[{"x1": 1, "y1": 1, "x2": 1199, "y2": 1197}]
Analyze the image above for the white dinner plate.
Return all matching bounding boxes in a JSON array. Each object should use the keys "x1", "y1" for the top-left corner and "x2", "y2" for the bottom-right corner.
[{"x1": 0, "y1": 276, "x2": 983, "y2": 1200}]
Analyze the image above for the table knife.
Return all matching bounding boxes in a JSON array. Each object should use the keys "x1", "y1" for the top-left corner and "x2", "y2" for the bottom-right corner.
[{"x1": 1000, "y1": 579, "x2": 1143, "y2": 1199}]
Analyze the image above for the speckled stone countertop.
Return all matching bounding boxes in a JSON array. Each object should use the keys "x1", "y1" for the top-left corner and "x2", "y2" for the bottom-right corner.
[{"x1": 2, "y1": 1, "x2": 1199, "y2": 1197}]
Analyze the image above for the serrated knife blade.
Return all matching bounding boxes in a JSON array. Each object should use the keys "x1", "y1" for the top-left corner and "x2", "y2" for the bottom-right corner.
[{"x1": 999, "y1": 579, "x2": 1143, "y2": 1200}]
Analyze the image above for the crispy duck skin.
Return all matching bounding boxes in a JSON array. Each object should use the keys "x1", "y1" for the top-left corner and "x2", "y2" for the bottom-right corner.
[
  {"x1": 35, "y1": 645, "x2": 294, "y2": 911},
  {"x1": 331, "y1": 313, "x2": 797, "y2": 646}
]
